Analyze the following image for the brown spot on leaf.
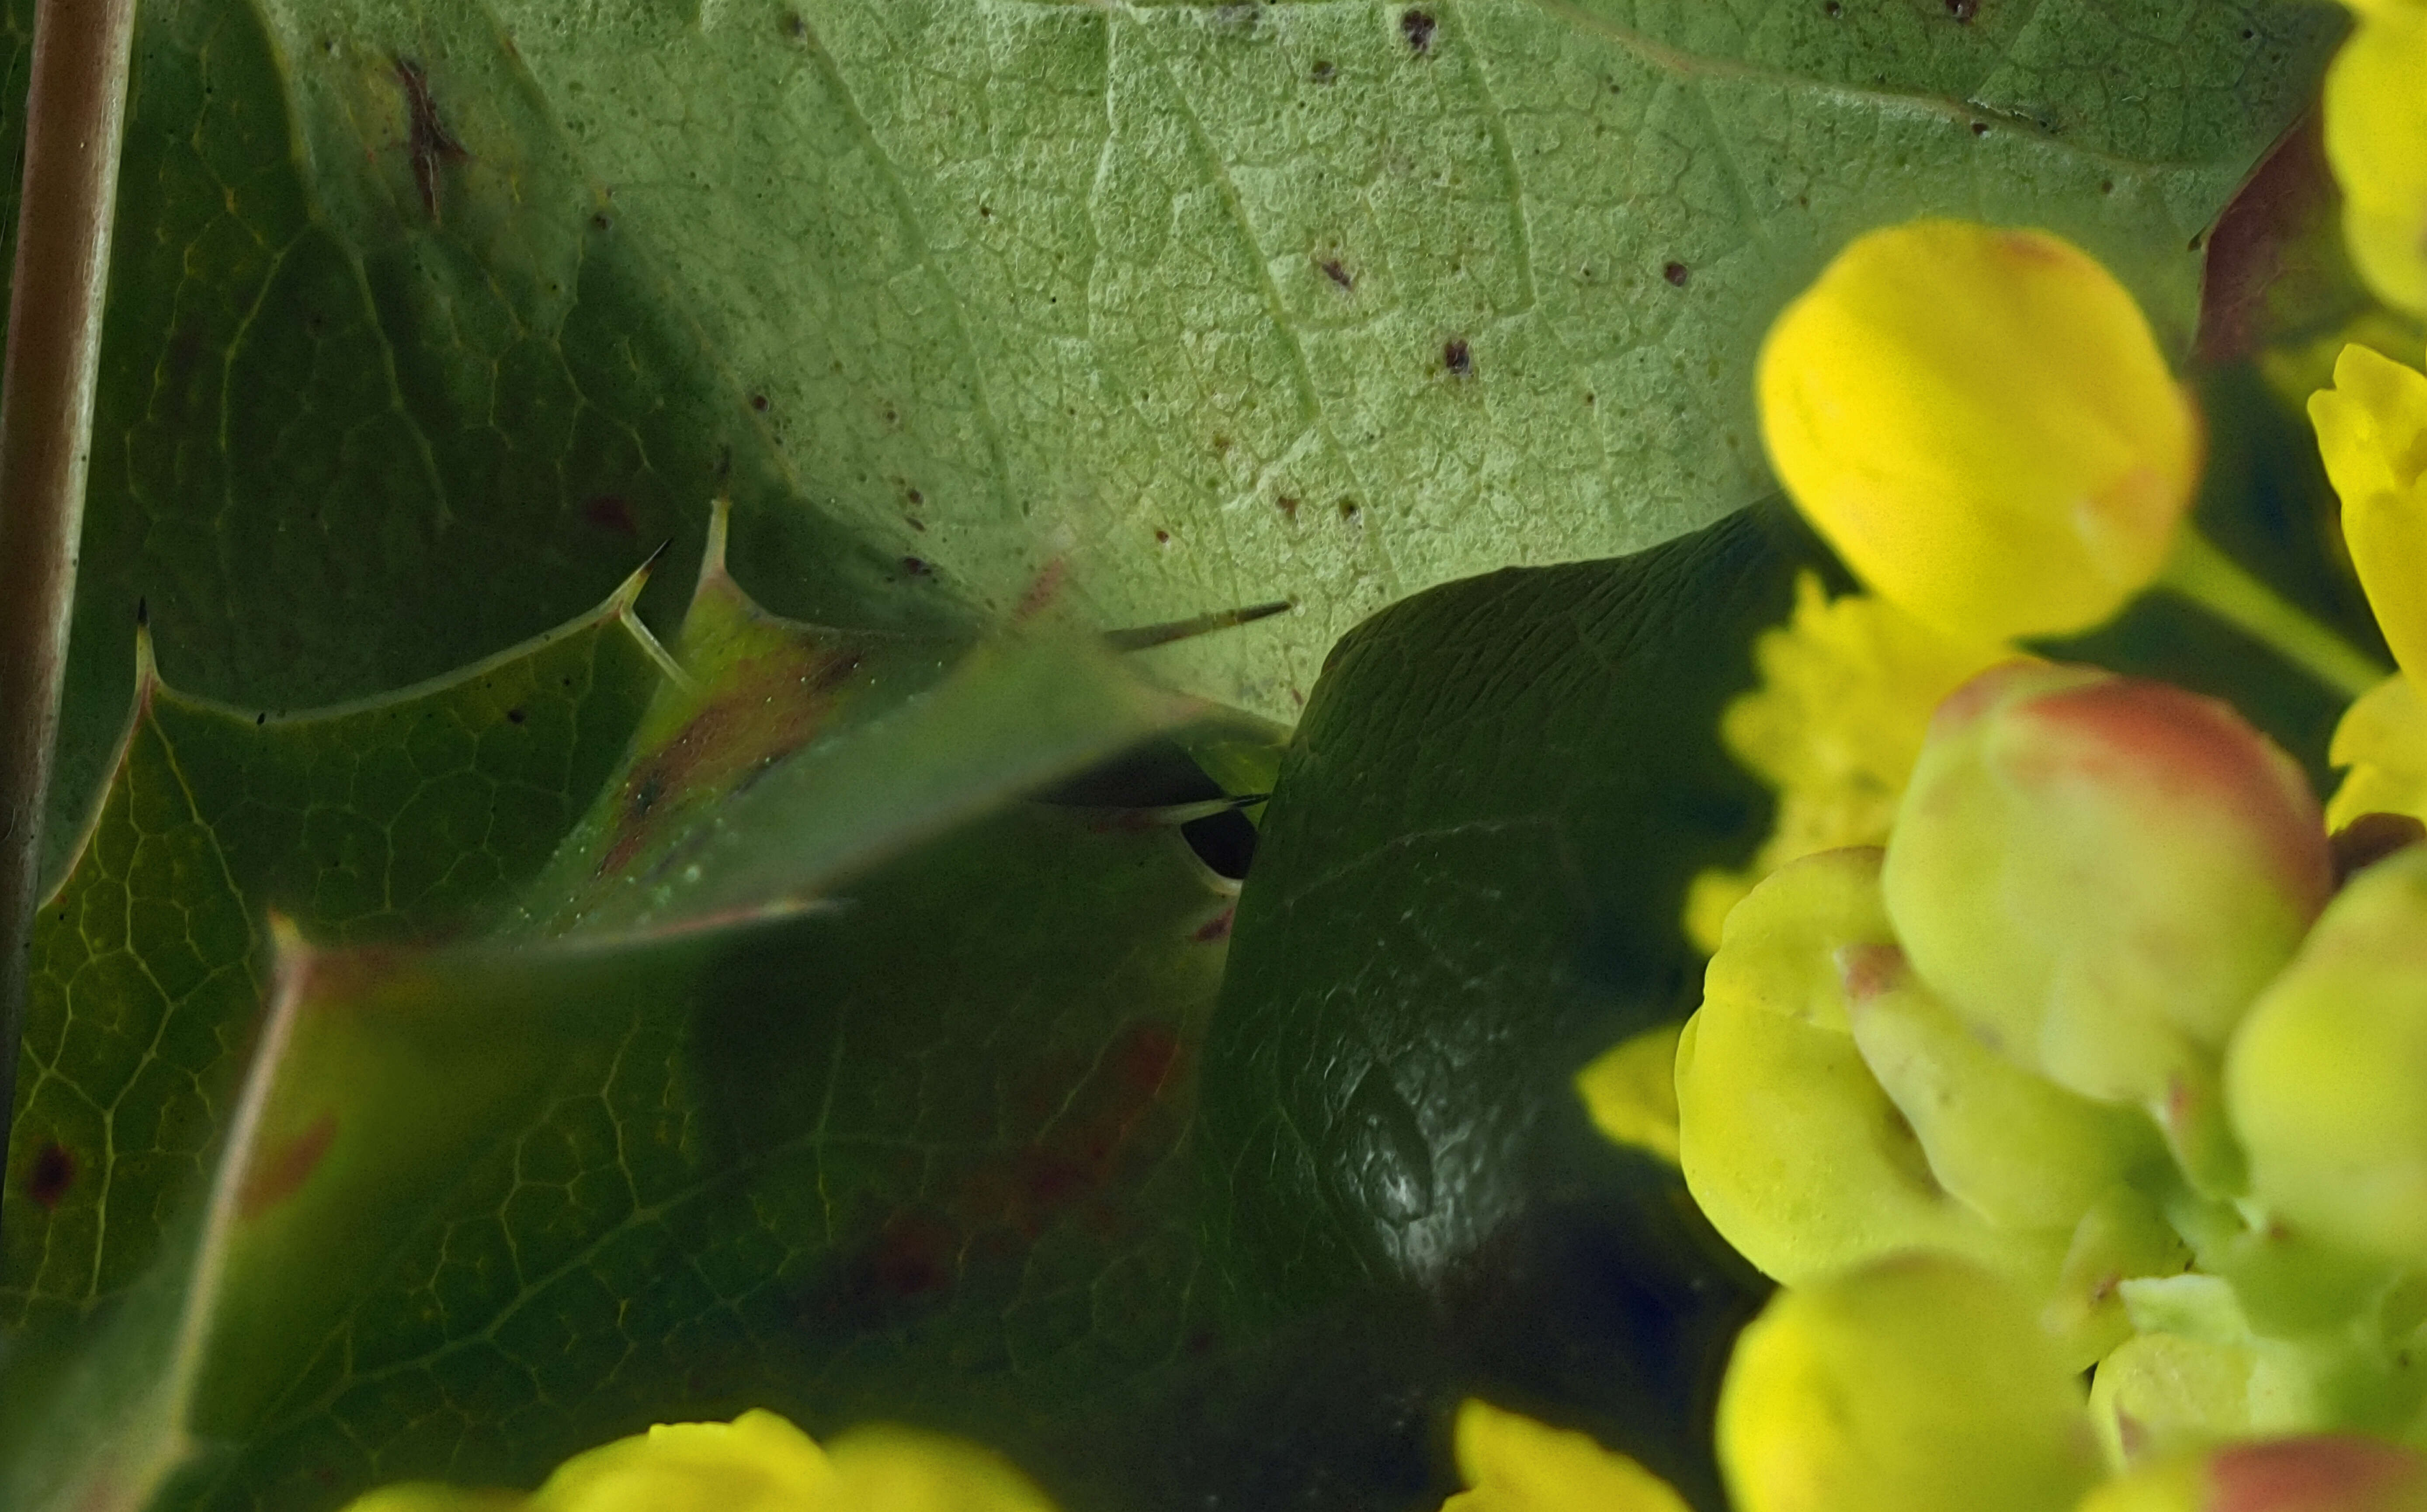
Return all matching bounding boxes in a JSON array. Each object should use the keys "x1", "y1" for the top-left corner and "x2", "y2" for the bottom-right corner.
[
  {"x1": 395, "y1": 58, "x2": 469, "y2": 222},
  {"x1": 1945, "y1": 0, "x2": 1977, "y2": 18},
  {"x1": 25, "y1": 1142, "x2": 73, "y2": 1209},
  {"x1": 1277, "y1": 494, "x2": 1300, "y2": 520},
  {"x1": 1192, "y1": 908, "x2": 1235, "y2": 943},
  {"x1": 1321, "y1": 257, "x2": 1354, "y2": 290},
  {"x1": 1154, "y1": 529, "x2": 1172, "y2": 545},
  {"x1": 1443, "y1": 337, "x2": 1473, "y2": 377},
  {"x1": 749, "y1": 393, "x2": 770, "y2": 413},
  {"x1": 1015, "y1": 558, "x2": 1069, "y2": 621},
  {"x1": 241, "y1": 1114, "x2": 338, "y2": 1218},
  {"x1": 1311, "y1": 59, "x2": 1337, "y2": 83},
  {"x1": 1663, "y1": 260, "x2": 1691, "y2": 287},
  {"x1": 1400, "y1": 8, "x2": 1435, "y2": 51},
  {"x1": 506, "y1": 707, "x2": 527, "y2": 725},
  {"x1": 900, "y1": 555, "x2": 931, "y2": 577},
  {"x1": 582, "y1": 495, "x2": 637, "y2": 535}
]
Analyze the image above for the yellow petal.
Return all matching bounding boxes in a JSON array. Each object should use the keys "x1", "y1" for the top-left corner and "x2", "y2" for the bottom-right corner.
[
  {"x1": 1576, "y1": 1023, "x2": 1684, "y2": 1165},
  {"x1": 1440, "y1": 1400, "x2": 1691, "y2": 1512},
  {"x1": 2310, "y1": 344, "x2": 2427, "y2": 682},
  {"x1": 1684, "y1": 574, "x2": 2010, "y2": 954},
  {"x1": 1758, "y1": 221, "x2": 2200, "y2": 642},
  {"x1": 2328, "y1": 673, "x2": 2427, "y2": 829}
]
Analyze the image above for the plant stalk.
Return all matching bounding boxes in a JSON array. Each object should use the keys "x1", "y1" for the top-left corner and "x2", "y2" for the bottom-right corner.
[
  {"x1": 2156, "y1": 528, "x2": 2390, "y2": 702},
  {"x1": 0, "y1": 0, "x2": 141, "y2": 1228}
]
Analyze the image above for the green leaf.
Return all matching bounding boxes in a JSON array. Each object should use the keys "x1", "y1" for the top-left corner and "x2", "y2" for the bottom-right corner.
[
  {"x1": 6, "y1": 517, "x2": 1222, "y2": 1509},
  {"x1": 4, "y1": 583, "x2": 666, "y2": 1349},
  {"x1": 1201, "y1": 505, "x2": 1814, "y2": 1503},
  {"x1": 13, "y1": 0, "x2": 2340, "y2": 869}
]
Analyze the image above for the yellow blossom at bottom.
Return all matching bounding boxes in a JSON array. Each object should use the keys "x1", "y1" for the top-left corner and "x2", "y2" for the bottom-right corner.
[
  {"x1": 1685, "y1": 573, "x2": 2009, "y2": 952},
  {"x1": 334, "y1": 1411, "x2": 1059, "y2": 1512},
  {"x1": 1439, "y1": 1400, "x2": 1690, "y2": 1512},
  {"x1": 2330, "y1": 673, "x2": 2427, "y2": 828}
]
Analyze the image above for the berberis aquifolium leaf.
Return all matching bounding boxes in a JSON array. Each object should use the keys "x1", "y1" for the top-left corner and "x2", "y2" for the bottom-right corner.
[
  {"x1": 0, "y1": 0, "x2": 2344, "y2": 874},
  {"x1": 1, "y1": 530, "x2": 1228, "y2": 1512}
]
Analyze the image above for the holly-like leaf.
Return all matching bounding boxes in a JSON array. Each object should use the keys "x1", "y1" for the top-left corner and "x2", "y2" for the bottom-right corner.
[
  {"x1": 3, "y1": 579, "x2": 668, "y2": 1351},
  {"x1": 7, "y1": 0, "x2": 2343, "y2": 870},
  {"x1": 5, "y1": 513, "x2": 1222, "y2": 1511}
]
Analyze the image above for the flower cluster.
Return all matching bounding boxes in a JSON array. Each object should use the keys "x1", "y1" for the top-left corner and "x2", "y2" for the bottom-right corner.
[{"x1": 1584, "y1": 3, "x2": 2427, "y2": 1508}]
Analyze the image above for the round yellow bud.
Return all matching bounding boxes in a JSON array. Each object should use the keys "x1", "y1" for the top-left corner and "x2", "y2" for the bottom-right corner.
[
  {"x1": 1716, "y1": 1253, "x2": 2097, "y2": 1512},
  {"x1": 2323, "y1": 7, "x2": 2427, "y2": 315},
  {"x1": 1757, "y1": 221, "x2": 2201, "y2": 643}
]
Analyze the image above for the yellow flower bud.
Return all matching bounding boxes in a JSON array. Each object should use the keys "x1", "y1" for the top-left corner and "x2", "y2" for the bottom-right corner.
[
  {"x1": 1439, "y1": 1400, "x2": 1691, "y2": 1512},
  {"x1": 335, "y1": 1412, "x2": 1060, "y2": 1512},
  {"x1": 1716, "y1": 1253, "x2": 2098, "y2": 1512},
  {"x1": 1757, "y1": 221, "x2": 2201, "y2": 643},
  {"x1": 2323, "y1": 6, "x2": 2427, "y2": 314},
  {"x1": 530, "y1": 1411, "x2": 833, "y2": 1512},
  {"x1": 2309, "y1": 343, "x2": 2427, "y2": 682}
]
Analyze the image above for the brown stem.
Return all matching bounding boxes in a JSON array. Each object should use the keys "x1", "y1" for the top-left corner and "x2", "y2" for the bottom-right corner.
[{"x1": 0, "y1": 0, "x2": 140, "y2": 1229}]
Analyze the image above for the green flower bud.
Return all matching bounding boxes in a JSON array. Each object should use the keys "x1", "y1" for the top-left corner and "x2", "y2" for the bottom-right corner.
[
  {"x1": 1842, "y1": 946, "x2": 2165, "y2": 1235},
  {"x1": 1677, "y1": 849, "x2": 2056, "y2": 1284},
  {"x1": 1716, "y1": 1253, "x2": 2098, "y2": 1512},
  {"x1": 2229, "y1": 848, "x2": 2427, "y2": 1264},
  {"x1": 1882, "y1": 663, "x2": 2333, "y2": 1182},
  {"x1": 2076, "y1": 1437, "x2": 2427, "y2": 1512}
]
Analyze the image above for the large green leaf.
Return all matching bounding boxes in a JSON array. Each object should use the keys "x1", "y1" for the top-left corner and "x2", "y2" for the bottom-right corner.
[
  {"x1": 7, "y1": 0, "x2": 2342, "y2": 869},
  {"x1": 1201, "y1": 505, "x2": 1815, "y2": 1505},
  {"x1": 5, "y1": 520, "x2": 1223, "y2": 1510}
]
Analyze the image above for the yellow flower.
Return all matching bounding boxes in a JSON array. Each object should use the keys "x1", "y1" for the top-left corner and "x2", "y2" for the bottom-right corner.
[
  {"x1": 2311, "y1": 343, "x2": 2427, "y2": 681},
  {"x1": 1438, "y1": 1400, "x2": 1690, "y2": 1512},
  {"x1": 2328, "y1": 671, "x2": 2427, "y2": 828},
  {"x1": 1757, "y1": 220, "x2": 2201, "y2": 644},
  {"x1": 333, "y1": 1411, "x2": 1060, "y2": 1512},
  {"x1": 2308, "y1": 341, "x2": 2427, "y2": 826},
  {"x1": 2323, "y1": 3, "x2": 2427, "y2": 315},
  {"x1": 1684, "y1": 574, "x2": 2008, "y2": 953}
]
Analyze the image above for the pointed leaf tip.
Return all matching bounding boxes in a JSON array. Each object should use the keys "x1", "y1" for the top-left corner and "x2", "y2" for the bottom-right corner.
[{"x1": 1105, "y1": 600, "x2": 1295, "y2": 652}]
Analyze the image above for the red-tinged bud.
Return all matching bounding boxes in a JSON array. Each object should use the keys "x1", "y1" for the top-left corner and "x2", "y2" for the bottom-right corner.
[
  {"x1": 2076, "y1": 1436, "x2": 2427, "y2": 1512},
  {"x1": 1882, "y1": 663, "x2": 2333, "y2": 1185}
]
